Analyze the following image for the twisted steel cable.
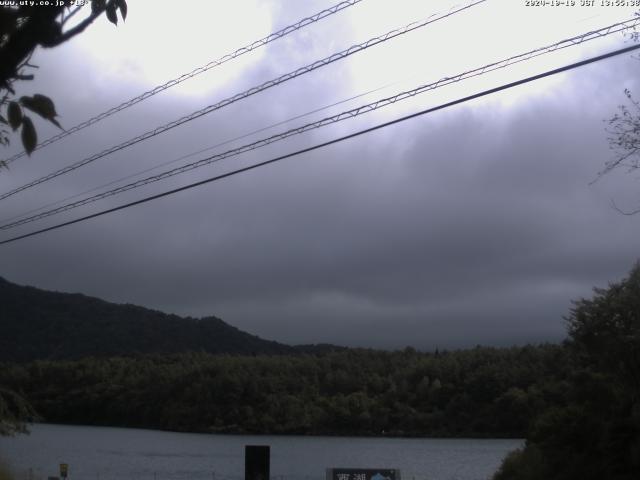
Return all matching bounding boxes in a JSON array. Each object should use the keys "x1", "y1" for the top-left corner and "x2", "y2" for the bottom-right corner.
[
  {"x1": 2, "y1": 42, "x2": 639, "y2": 246},
  {"x1": 0, "y1": 82, "x2": 399, "y2": 225},
  {"x1": 2, "y1": 0, "x2": 365, "y2": 164},
  {"x1": 2, "y1": 17, "x2": 636, "y2": 232},
  {"x1": 0, "y1": 0, "x2": 487, "y2": 202}
]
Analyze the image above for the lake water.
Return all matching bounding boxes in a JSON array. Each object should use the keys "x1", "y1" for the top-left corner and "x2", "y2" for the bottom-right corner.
[{"x1": 0, "y1": 424, "x2": 522, "y2": 480}]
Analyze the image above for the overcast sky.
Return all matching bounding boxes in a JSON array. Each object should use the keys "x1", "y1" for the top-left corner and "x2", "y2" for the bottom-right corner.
[{"x1": 1, "y1": 0, "x2": 640, "y2": 350}]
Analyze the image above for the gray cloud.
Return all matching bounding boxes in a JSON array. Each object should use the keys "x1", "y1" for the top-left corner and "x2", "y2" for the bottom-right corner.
[{"x1": 1, "y1": 3, "x2": 639, "y2": 350}]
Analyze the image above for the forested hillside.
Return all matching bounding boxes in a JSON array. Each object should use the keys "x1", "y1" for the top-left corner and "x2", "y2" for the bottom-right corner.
[
  {"x1": 0, "y1": 276, "x2": 294, "y2": 361},
  {"x1": 494, "y1": 262, "x2": 640, "y2": 480},
  {"x1": 0, "y1": 345, "x2": 566, "y2": 438},
  {"x1": 3, "y1": 262, "x2": 637, "y2": 480}
]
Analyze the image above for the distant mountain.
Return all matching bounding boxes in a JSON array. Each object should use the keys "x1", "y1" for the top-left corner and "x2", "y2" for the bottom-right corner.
[{"x1": 0, "y1": 276, "x2": 295, "y2": 362}]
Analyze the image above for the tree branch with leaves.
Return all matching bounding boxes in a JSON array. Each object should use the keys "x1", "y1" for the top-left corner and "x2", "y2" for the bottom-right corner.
[
  {"x1": 0, "y1": 0, "x2": 127, "y2": 435},
  {"x1": 602, "y1": 88, "x2": 640, "y2": 215},
  {"x1": 0, "y1": 0, "x2": 127, "y2": 161},
  {"x1": 601, "y1": 20, "x2": 640, "y2": 215},
  {"x1": 0, "y1": 387, "x2": 38, "y2": 436}
]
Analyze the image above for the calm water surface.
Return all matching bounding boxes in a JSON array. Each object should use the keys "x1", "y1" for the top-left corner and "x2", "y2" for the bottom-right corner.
[{"x1": 0, "y1": 424, "x2": 522, "y2": 480}]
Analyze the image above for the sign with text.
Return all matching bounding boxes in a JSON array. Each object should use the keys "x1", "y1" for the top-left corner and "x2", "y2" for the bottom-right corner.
[{"x1": 326, "y1": 468, "x2": 400, "y2": 480}]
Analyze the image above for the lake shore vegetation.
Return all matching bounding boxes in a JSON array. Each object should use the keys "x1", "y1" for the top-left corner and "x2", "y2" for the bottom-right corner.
[
  {"x1": 0, "y1": 343, "x2": 565, "y2": 438},
  {"x1": 493, "y1": 262, "x2": 640, "y2": 480}
]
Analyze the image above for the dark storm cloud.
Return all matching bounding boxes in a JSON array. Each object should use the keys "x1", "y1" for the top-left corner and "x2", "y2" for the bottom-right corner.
[{"x1": 1, "y1": 3, "x2": 639, "y2": 349}]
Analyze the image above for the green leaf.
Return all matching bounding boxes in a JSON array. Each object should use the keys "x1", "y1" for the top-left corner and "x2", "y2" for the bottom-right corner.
[
  {"x1": 7, "y1": 102, "x2": 22, "y2": 131},
  {"x1": 106, "y1": 2, "x2": 118, "y2": 25},
  {"x1": 116, "y1": 0, "x2": 127, "y2": 21},
  {"x1": 21, "y1": 116, "x2": 37, "y2": 155},
  {"x1": 20, "y1": 94, "x2": 62, "y2": 129}
]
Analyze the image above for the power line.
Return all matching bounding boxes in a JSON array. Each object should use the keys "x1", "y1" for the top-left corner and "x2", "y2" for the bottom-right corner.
[
  {"x1": 1, "y1": 43, "x2": 638, "y2": 247},
  {"x1": 1, "y1": 0, "x2": 365, "y2": 164},
  {"x1": 1, "y1": 17, "x2": 635, "y2": 231},
  {"x1": 0, "y1": 81, "x2": 400, "y2": 225},
  {"x1": 16, "y1": 15, "x2": 636, "y2": 227},
  {"x1": 0, "y1": 0, "x2": 486, "y2": 202}
]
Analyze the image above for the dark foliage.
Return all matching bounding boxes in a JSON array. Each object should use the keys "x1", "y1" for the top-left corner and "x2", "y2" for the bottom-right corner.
[
  {"x1": 494, "y1": 263, "x2": 640, "y2": 480},
  {"x1": 0, "y1": 1, "x2": 127, "y2": 155},
  {"x1": 0, "y1": 387, "x2": 38, "y2": 436},
  {"x1": 0, "y1": 344, "x2": 566, "y2": 438}
]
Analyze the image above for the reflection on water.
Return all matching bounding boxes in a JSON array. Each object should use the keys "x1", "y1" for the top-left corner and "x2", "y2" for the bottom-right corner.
[{"x1": 0, "y1": 424, "x2": 522, "y2": 480}]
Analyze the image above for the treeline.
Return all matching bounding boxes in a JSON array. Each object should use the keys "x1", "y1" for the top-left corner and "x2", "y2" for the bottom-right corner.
[
  {"x1": 493, "y1": 262, "x2": 640, "y2": 480},
  {"x1": 0, "y1": 344, "x2": 567, "y2": 438},
  {"x1": 3, "y1": 264, "x2": 637, "y2": 479}
]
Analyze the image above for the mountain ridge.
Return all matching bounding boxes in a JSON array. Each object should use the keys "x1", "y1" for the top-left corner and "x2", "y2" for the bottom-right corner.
[{"x1": 0, "y1": 276, "x2": 297, "y2": 361}]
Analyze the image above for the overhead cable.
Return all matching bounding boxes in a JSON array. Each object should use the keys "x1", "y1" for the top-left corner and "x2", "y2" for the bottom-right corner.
[
  {"x1": 1, "y1": 0, "x2": 366, "y2": 164},
  {"x1": 1, "y1": 17, "x2": 636, "y2": 231},
  {"x1": 1, "y1": 43, "x2": 638, "y2": 246},
  {"x1": 0, "y1": 0, "x2": 487, "y2": 202},
  {"x1": 0, "y1": 81, "x2": 400, "y2": 226}
]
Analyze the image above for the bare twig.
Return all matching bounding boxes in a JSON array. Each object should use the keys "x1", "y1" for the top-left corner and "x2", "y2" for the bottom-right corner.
[{"x1": 610, "y1": 197, "x2": 640, "y2": 215}]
